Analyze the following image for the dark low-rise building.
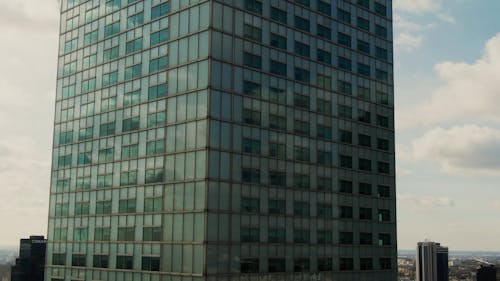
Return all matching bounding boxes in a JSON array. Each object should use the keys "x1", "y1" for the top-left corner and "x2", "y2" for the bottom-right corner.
[
  {"x1": 476, "y1": 264, "x2": 496, "y2": 281},
  {"x1": 10, "y1": 236, "x2": 46, "y2": 281}
]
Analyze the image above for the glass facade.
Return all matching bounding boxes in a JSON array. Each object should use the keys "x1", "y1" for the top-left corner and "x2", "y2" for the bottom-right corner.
[{"x1": 47, "y1": 0, "x2": 396, "y2": 280}]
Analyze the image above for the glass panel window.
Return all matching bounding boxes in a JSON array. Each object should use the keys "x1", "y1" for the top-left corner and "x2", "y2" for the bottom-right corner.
[{"x1": 151, "y1": 2, "x2": 169, "y2": 20}]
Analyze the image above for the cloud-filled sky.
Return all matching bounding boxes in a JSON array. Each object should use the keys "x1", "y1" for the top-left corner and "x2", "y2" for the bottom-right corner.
[{"x1": 1, "y1": 0, "x2": 500, "y2": 251}]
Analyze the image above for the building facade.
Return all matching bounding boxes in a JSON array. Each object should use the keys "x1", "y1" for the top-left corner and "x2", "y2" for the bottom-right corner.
[
  {"x1": 46, "y1": 0, "x2": 396, "y2": 280},
  {"x1": 11, "y1": 236, "x2": 46, "y2": 281},
  {"x1": 476, "y1": 265, "x2": 497, "y2": 281},
  {"x1": 416, "y1": 241, "x2": 449, "y2": 281}
]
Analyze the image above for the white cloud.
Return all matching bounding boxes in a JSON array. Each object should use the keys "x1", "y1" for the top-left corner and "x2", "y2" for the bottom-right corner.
[
  {"x1": 408, "y1": 125, "x2": 500, "y2": 175},
  {"x1": 394, "y1": 0, "x2": 442, "y2": 13},
  {"x1": 398, "y1": 33, "x2": 500, "y2": 128},
  {"x1": 395, "y1": 32, "x2": 423, "y2": 51},
  {"x1": 398, "y1": 194, "x2": 455, "y2": 208}
]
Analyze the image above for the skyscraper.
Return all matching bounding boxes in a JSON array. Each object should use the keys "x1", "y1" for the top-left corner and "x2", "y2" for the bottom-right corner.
[
  {"x1": 11, "y1": 236, "x2": 46, "y2": 281},
  {"x1": 46, "y1": 0, "x2": 396, "y2": 280},
  {"x1": 416, "y1": 241, "x2": 449, "y2": 281}
]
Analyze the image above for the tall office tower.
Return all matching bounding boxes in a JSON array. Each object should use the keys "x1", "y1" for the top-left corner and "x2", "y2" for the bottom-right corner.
[
  {"x1": 416, "y1": 241, "x2": 449, "y2": 281},
  {"x1": 46, "y1": 0, "x2": 396, "y2": 280},
  {"x1": 476, "y1": 265, "x2": 497, "y2": 281},
  {"x1": 11, "y1": 236, "x2": 47, "y2": 281}
]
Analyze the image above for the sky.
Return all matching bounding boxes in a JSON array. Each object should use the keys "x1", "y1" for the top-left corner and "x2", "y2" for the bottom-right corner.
[{"x1": 1, "y1": 0, "x2": 500, "y2": 251}]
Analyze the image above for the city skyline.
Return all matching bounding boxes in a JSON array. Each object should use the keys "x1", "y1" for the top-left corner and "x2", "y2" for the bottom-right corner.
[{"x1": 0, "y1": 0, "x2": 500, "y2": 253}]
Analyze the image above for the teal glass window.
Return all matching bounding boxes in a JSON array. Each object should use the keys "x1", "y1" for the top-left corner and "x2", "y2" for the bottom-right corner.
[
  {"x1": 148, "y1": 83, "x2": 167, "y2": 99},
  {"x1": 244, "y1": 0, "x2": 262, "y2": 14},
  {"x1": 105, "y1": 0, "x2": 120, "y2": 13},
  {"x1": 339, "y1": 154, "x2": 352, "y2": 169},
  {"x1": 93, "y1": 255, "x2": 109, "y2": 268},
  {"x1": 126, "y1": 37, "x2": 143, "y2": 54},
  {"x1": 124, "y1": 90, "x2": 141, "y2": 106},
  {"x1": 72, "y1": 254, "x2": 86, "y2": 267},
  {"x1": 94, "y1": 227, "x2": 111, "y2": 241},
  {"x1": 102, "y1": 71, "x2": 118, "y2": 87},
  {"x1": 121, "y1": 144, "x2": 138, "y2": 159},
  {"x1": 270, "y1": 7, "x2": 287, "y2": 24},
  {"x1": 338, "y1": 56, "x2": 352, "y2": 71},
  {"x1": 269, "y1": 114, "x2": 286, "y2": 130},
  {"x1": 340, "y1": 205, "x2": 353, "y2": 219},
  {"x1": 241, "y1": 227, "x2": 259, "y2": 242},
  {"x1": 243, "y1": 80, "x2": 261, "y2": 97},
  {"x1": 143, "y1": 227, "x2": 162, "y2": 241},
  {"x1": 243, "y1": 24, "x2": 262, "y2": 41},
  {"x1": 357, "y1": 16, "x2": 370, "y2": 31},
  {"x1": 78, "y1": 126, "x2": 93, "y2": 141},
  {"x1": 74, "y1": 202, "x2": 89, "y2": 215},
  {"x1": 147, "y1": 112, "x2": 165, "y2": 128},
  {"x1": 375, "y1": 2, "x2": 387, "y2": 16},
  {"x1": 295, "y1": 0, "x2": 310, "y2": 7},
  {"x1": 294, "y1": 16, "x2": 309, "y2": 32},
  {"x1": 98, "y1": 148, "x2": 114, "y2": 162},
  {"x1": 358, "y1": 63, "x2": 371, "y2": 77},
  {"x1": 145, "y1": 168, "x2": 164, "y2": 183},
  {"x1": 57, "y1": 154, "x2": 72, "y2": 168},
  {"x1": 270, "y1": 33, "x2": 287, "y2": 50},
  {"x1": 127, "y1": 12, "x2": 144, "y2": 28},
  {"x1": 83, "y1": 30, "x2": 98, "y2": 46},
  {"x1": 294, "y1": 67, "x2": 310, "y2": 83},
  {"x1": 118, "y1": 199, "x2": 136, "y2": 213},
  {"x1": 64, "y1": 38, "x2": 77, "y2": 53},
  {"x1": 358, "y1": 134, "x2": 371, "y2": 147},
  {"x1": 317, "y1": 0, "x2": 331, "y2": 15},
  {"x1": 150, "y1": 29, "x2": 169, "y2": 46},
  {"x1": 293, "y1": 201, "x2": 310, "y2": 216},
  {"x1": 317, "y1": 24, "x2": 331, "y2": 40},
  {"x1": 149, "y1": 57, "x2": 168, "y2": 73},
  {"x1": 144, "y1": 197, "x2": 163, "y2": 212},
  {"x1": 337, "y1": 8, "x2": 351, "y2": 24},
  {"x1": 338, "y1": 80, "x2": 352, "y2": 94},
  {"x1": 268, "y1": 199, "x2": 285, "y2": 214},
  {"x1": 339, "y1": 180, "x2": 353, "y2": 193},
  {"x1": 62, "y1": 84, "x2": 75, "y2": 99},
  {"x1": 59, "y1": 131, "x2": 73, "y2": 144},
  {"x1": 269, "y1": 171, "x2": 286, "y2": 186},
  {"x1": 360, "y1": 232, "x2": 373, "y2": 244},
  {"x1": 357, "y1": 0, "x2": 369, "y2": 8},
  {"x1": 268, "y1": 228, "x2": 285, "y2": 243},
  {"x1": 96, "y1": 201, "x2": 112, "y2": 214},
  {"x1": 376, "y1": 24, "x2": 388, "y2": 38},
  {"x1": 243, "y1": 52, "x2": 262, "y2": 69},
  {"x1": 338, "y1": 32, "x2": 351, "y2": 47},
  {"x1": 293, "y1": 174, "x2": 310, "y2": 189},
  {"x1": 242, "y1": 109, "x2": 261, "y2": 125},
  {"x1": 242, "y1": 138, "x2": 261, "y2": 154},
  {"x1": 146, "y1": 140, "x2": 165, "y2": 155},
  {"x1": 125, "y1": 64, "x2": 142, "y2": 80},
  {"x1": 151, "y1": 2, "x2": 169, "y2": 20},
  {"x1": 241, "y1": 168, "x2": 260, "y2": 183},
  {"x1": 318, "y1": 258, "x2": 333, "y2": 271},
  {"x1": 359, "y1": 207, "x2": 372, "y2": 220},
  {"x1": 99, "y1": 122, "x2": 115, "y2": 136},
  {"x1": 104, "y1": 21, "x2": 120, "y2": 37},
  {"x1": 103, "y1": 46, "x2": 119, "y2": 61},
  {"x1": 241, "y1": 197, "x2": 260, "y2": 213},
  {"x1": 116, "y1": 256, "x2": 133, "y2": 269},
  {"x1": 270, "y1": 60, "x2": 287, "y2": 77},
  {"x1": 120, "y1": 171, "x2": 137, "y2": 186},
  {"x1": 117, "y1": 227, "x2": 135, "y2": 240},
  {"x1": 340, "y1": 231, "x2": 353, "y2": 244},
  {"x1": 73, "y1": 228, "x2": 88, "y2": 241},
  {"x1": 76, "y1": 176, "x2": 90, "y2": 190},
  {"x1": 97, "y1": 174, "x2": 113, "y2": 188},
  {"x1": 358, "y1": 40, "x2": 370, "y2": 54},
  {"x1": 378, "y1": 185, "x2": 391, "y2": 197},
  {"x1": 294, "y1": 41, "x2": 310, "y2": 57},
  {"x1": 122, "y1": 117, "x2": 140, "y2": 132}
]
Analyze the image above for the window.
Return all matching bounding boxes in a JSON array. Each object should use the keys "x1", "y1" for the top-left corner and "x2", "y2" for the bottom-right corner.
[
  {"x1": 339, "y1": 180, "x2": 352, "y2": 193},
  {"x1": 359, "y1": 207, "x2": 372, "y2": 220},
  {"x1": 240, "y1": 258, "x2": 259, "y2": 273},
  {"x1": 145, "y1": 168, "x2": 164, "y2": 183},
  {"x1": 379, "y1": 233, "x2": 391, "y2": 246},
  {"x1": 357, "y1": 17, "x2": 370, "y2": 31},
  {"x1": 94, "y1": 227, "x2": 111, "y2": 241},
  {"x1": 122, "y1": 117, "x2": 140, "y2": 132},
  {"x1": 116, "y1": 256, "x2": 133, "y2": 270},
  {"x1": 269, "y1": 87, "x2": 286, "y2": 103},
  {"x1": 101, "y1": 96, "x2": 116, "y2": 112},
  {"x1": 126, "y1": 37, "x2": 143, "y2": 54},
  {"x1": 293, "y1": 229, "x2": 310, "y2": 243},
  {"x1": 74, "y1": 202, "x2": 89, "y2": 216},
  {"x1": 242, "y1": 138, "x2": 261, "y2": 154},
  {"x1": 358, "y1": 134, "x2": 371, "y2": 147},
  {"x1": 375, "y1": 2, "x2": 387, "y2": 16},
  {"x1": 338, "y1": 80, "x2": 352, "y2": 94},
  {"x1": 339, "y1": 129, "x2": 352, "y2": 143},
  {"x1": 293, "y1": 201, "x2": 310, "y2": 216},
  {"x1": 375, "y1": 24, "x2": 388, "y2": 38},
  {"x1": 317, "y1": 230, "x2": 332, "y2": 244},
  {"x1": 268, "y1": 258, "x2": 286, "y2": 272},
  {"x1": 268, "y1": 228, "x2": 286, "y2": 243},
  {"x1": 317, "y1": 49, "x2": 332, "y2": 64},
  {"x1": 269, "y1": 171, "x2": 286, "y2": 186},
  {"x1": 82, "y1": 54, "x2": 97, "y2": 69},
  {"x1": 317, "y1": 24, "x2": 331, "y2": 39},
  {"x1": 359, "y1": 182, "x2": 372, "y2": 195},
  {"x1": 317, "y1": 0, "x2": 331, "y2": 15},
  {"x1": 105, "y1": 0, "x2": 120, "y2": 13},
  {"x1": 125, "y1": 64, "x2": 142, "y2": 80},
  {"x1": 241, "y1": 168, "x2": 260, "y2": 183},
  {"x1": 380, "y1": 258, "x2": 392, "y2": 270},
  {"x1": 270, "y1": 60, "x2": 287, "y2": 76},
  {"x1": 142, "y1": 256, "x2": 160, "y2": 271},
  {"x1": 119, "y1": 199, "x2": 136, "y2": 213},
  {"x1": 243, "y1": 24, "x2": 262, "y2": 41},
  {"x1": 146, "y1": 139, "x2": 165, "y2": 155},
  {"x1": 64, "y1": 38, "x2": 77, "y2": 53},
  {"x1": 59, "y1": 131, "x2": 73, "y2": 145},
  {"x1": 339, "y1": 232, "x2": 353, "y2": 244},
  {"x1": 150, "y1": 29, "x2": 169, "y2": 46},
  {"x1": 360, "y1": 258, "x2": 373, "y2": 270},
  {"x1": 148, "y1": 83, "x2": 167, "y2": 100},
  {"x1": 144, "y1": 197, "x2": 162, "y2": 212},
  {"x1": 294, "y1": 67, "x2": 310, "y2": 83},
  {"x1": 73, "y1": 228, "x2": 88, "y2": 241},
  {"x1": 243, "y1": 52, "x2": 262, "y2": 69},
  {"x1": 83, "y1": 30, "x2": 98, "y2": 45},
  {"x1": 242, "y1": 109, "x2": 261, "y2": 125},
  {"x1": 72, "y1": 254, "x2": 86, "y2": 267},
  {"x1": 93, "y1": 255, "x2": 109, "y2": 268},
  {"x1": 85, "y1": 7, "x2": 99, "y2": 23},
  {"x1": 241, "y1": 227, "x2": 259, "y2": 242},
  {"x1": 338, "y1": 104, "x2": 352, "y2": 119},
  {"x1": 55, "y1": 203, "x2": 69, "y2": 216},
  {"x1": 317, "y1": 204, "x2": 332, "y2": 218},
  {"x1": 378, "y1": 162, "x2": 390, "y2": 174},
  {"x1": 376, "y1": 46, "x2": 388, "y2": 60},
  {"x1": 269, "y1": 114, "x2": 287, "y2": 130},
  {"x1": 102, "y1": 71, "x2": 118, "y2": 87},
  {"x1": 76, "y1": 177, "x2": 90, "y2": 190},
  {"x1": 95, "y1": 201, "x2": 112, "y2": 214},
  {"x1": 339, "y1": 155, "x2": 352, "y2": 169},
  {"x1": 243, "y1": 80, "x2": 261, "y2": 97},
  {"x1": 147, "y1": 112, "x2": 166, "y2": 128},
  {"x1": 151, "y1": 2, "x2": 169, "y2": 19},
  {"x1": 294, "y1": 258, "x2": 310, "y2": 272},
  {"x1": 294, "y1": 41, "x2": 310, "y2": 57},
  {"x1": 294, "y1": 16, "x2": 310, "y2": 32},
  {"x1": 377, "y1": 115, "x2": 389, "y2": 127},
  {"x1": 318, "y1": 257, "x2": 333, "y2": 271},
  {"x1": 77, "y1": 152, "x2": 91, "y2": 165},
  {"x1": 241, "y1": 197, "x2": 260, "y2": 213},
  {"x1": 357, "y1": 0, "x2": 369, "y2": 8},
  {"x1": 270, "y1": 7, "x2": 287, "y2": 24},
  {"x1": 121, "y1": 144, "x2": 138, "y2": 159},
  {"x1": 360, "y1": 232, "x2": 373, "y2": 245},
  {"x1": 149, "y1": 56, "x2": 168, "y2": 73},
  {"x1": 340, "y1": 206, "x2": 353, "y2": 219},
  {"x1": 358, "y1": 86, "x2": 371, "y2": 100},
  {"x1": 378, "y1": 209, "x2": 391, "y2": 222},
  {"x1": 317, "y1": 124, "x2": 332, "y2": 139},
  {"x1": 358, "y1": 40, "x2": 370, "y2": 54},
  {"x1": 317, "y1": 151, "x2": 332, "y2": 166},
  {"x1": 268, "y1": 199, "x2": 286, "y2": 214},
  {"x1": 117, "y1": 227, "x2": 135, "y2": 241},
  {"x1": 127, "y1": 12, "x2": 144, "y2": 28},
  {"x1": 337, "y1": 9, "x2": 351, "y2": 24},
  {"x1": 57, "y1": 154, "x2": 71, "y2": 168},
  {"x1": 270, "y1": 33, "x2": 287, "y2": 50},
  {"x1": 340, "y1": 258, "x2": 354, "y2": 270},
  {"x1": 378, "y1": 185, "x2": 391, "y2": 198},
  {"x1": 244, "y1": 0, "x2": 262, "y2": 13},
  {"x1": 295, "y1": 0, "x2": 310, "y2": 7},
  {"x1": 359, "y1": 158, "x2": 372, "y2": 171},
  {"x1": 294, "y1": 93, "x2": 309, "y2": 109},
  {"x1": 338, "y1": 56, "x2": 352, "y2": 71},
  {"x1": 317, "y1": 74, "x2": 332, "y2": 90},
  {"x1": 378, "y1": 138, "x2": 390, "y2": 151},
  {"x1": 338, "y1": 32, "x2": 351, "y2": 47},
  {"x1": 104, "y1": 46, "x2": 119, "y2": 61},
  {"x1": 62, "y1": 84, "x2": 75, "y2": 99},
  {"x1": 269, "y1": 142, "x2": 286, "y2": 159},
  {"x1": 376, "y1": 69, "x2": 389, "y2": 81},
  {"x1": 317, "y1": 177, "x2": 332, "y2": 191},
  {"x1": 97, "y1": 174, "x2": 112, "y2": 188},
  {"x1": 143, "y1": 227, "x2": 162, "y2": 241},
  {"x1": 104, "y1": 21, "x2": 120, "y2": 37},
  {"x1": 294, "y1": 174, "x2": 310, "y2": 189}
]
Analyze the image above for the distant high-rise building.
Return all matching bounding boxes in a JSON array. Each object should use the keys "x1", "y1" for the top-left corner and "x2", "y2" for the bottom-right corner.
[
  {"x1": 476, "y1": 265, "x2": 496, "y2": 281},
  {"x1": 46, "y1": 0, "x2": 396, "y2": 280},
  {"x1": 416, "y1": 241, "x2": 449, "y2": 281},
  {"x1": 10, "y1": 236, "x2": 46, "y2": 281}
]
